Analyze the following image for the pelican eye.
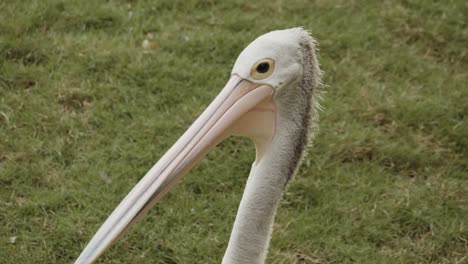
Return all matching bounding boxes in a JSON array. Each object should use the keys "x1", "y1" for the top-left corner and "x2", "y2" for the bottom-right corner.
[
  {"x1": 256, "y1": 62, "x2": 269, "y2": 73},
  {"x1": 251, "y1": 58, "x2": 275, "y2": 80}
]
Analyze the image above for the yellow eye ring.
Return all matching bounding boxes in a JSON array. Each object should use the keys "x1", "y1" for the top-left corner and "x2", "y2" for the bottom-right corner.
[{"x1": 250, "y1": 58, "x2": 275, "y2": 80}]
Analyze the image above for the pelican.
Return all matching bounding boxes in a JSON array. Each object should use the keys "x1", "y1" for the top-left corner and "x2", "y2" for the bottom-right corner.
[{"x1": 76, "y1": 27, "x2": 322, "y2": 264}]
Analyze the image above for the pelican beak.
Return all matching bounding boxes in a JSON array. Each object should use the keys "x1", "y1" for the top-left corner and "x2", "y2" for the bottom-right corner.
[{"x1": 75, "y1": 75, "x2": 274, "y2": 264}]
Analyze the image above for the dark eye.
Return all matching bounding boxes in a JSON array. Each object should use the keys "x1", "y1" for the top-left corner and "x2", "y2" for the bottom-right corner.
[
  {"x1": 256, "y1": 62, "x2": 270, "y2": 73},
  {"x1": 250, "y1": 58, "x2": 275, "y2": 80}
]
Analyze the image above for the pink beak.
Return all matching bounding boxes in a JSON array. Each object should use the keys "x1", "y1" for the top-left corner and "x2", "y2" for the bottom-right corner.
[{"x1": 75, "y1": 75, "x2": 274, "y2": 264}]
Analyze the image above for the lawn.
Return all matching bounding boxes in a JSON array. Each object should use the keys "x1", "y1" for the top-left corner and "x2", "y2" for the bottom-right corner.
[{"x1": 0, "y1": 0, "x2": 467, "y2": 263}]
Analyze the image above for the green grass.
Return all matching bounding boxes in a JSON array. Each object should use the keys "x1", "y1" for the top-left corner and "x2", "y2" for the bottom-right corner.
[{"x1": 1, "y1": 0, "x2": 467, "y2": 263}]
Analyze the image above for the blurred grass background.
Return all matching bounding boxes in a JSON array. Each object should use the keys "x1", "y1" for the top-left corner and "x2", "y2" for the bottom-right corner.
[{"x1": 0, "y1": 0, "x2": 467, "y2": 263}]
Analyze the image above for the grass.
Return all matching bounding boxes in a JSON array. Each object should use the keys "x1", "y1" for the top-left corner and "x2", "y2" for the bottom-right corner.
[{"x1": 0, "y1": 0, "x2": 467, "y2": 263}]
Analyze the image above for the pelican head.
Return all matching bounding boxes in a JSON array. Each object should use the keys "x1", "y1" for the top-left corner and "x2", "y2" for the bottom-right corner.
[{"x1": 76, "y1": 27, "x2": 322, "y2": 264}]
